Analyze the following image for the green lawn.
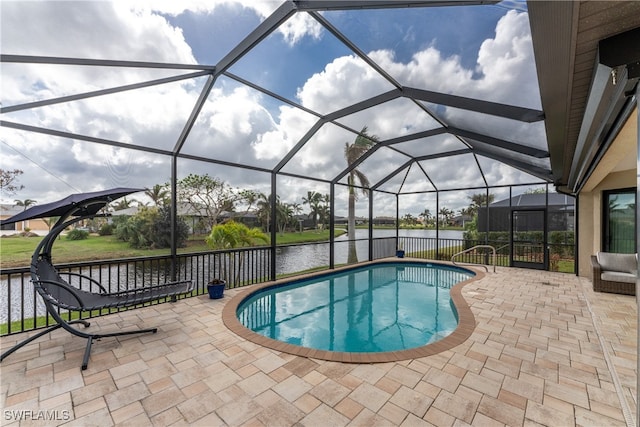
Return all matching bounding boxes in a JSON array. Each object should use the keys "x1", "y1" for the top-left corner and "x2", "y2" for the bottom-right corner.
[{"x1": 0, "y1": 229, "x2": 346, "y2": 268}]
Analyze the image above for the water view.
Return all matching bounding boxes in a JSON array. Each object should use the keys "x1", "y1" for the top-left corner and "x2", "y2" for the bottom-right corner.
[
  {"x1": 276, "y1": 228, "x2": 463, "y2": 274},
  {"x1": 1, "y1": 229, "x2": 463, "y2": 325}
]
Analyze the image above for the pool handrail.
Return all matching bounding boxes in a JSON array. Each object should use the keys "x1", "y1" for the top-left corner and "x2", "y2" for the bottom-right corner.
[{"x1": 451, "y1": 245, "x2": 496, "y2": 273}]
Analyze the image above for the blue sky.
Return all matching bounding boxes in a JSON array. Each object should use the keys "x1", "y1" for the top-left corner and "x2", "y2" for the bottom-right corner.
[{"x1": 1, "y1": 0, "x2": 545, "y2": 216}]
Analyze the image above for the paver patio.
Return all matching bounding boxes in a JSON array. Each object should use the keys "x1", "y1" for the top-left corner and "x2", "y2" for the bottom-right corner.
[{"x1": 1, "y1": 264, "x2": 637, "y2": 426}]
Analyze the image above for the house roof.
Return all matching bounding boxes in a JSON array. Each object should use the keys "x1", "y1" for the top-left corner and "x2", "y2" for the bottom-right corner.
[{"x1": 490, "y1": 192, "x2": 576, "y2": 208}]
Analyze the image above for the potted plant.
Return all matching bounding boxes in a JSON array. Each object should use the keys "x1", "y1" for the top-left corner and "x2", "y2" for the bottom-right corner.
[
  {"x1": 396, "y1": 241, "x2": 405, "y2": 258},
  {"x1": 207, "y1": 278, "x2": 226, "y2": 299},
  {"x1": 205, "y1": 221, "x2": 269, "y2": 298}
]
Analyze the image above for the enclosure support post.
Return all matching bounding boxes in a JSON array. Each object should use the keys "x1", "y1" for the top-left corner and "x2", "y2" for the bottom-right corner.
[
  {"x1": 170, "y1": 155, "x2": 178, "y2": 282},
  {"x1": 485, "y1": 187, "x2": 490, "y2": 246},
  {"x1": 509, "y1": 186, "x2": 513, "y2": 267},
  {"x1": 368, "y1": 189, "x2": 374, "y2": 261},
  {"x1": 435, "y1": 192, "x2": 440, "y2": 260},
  {"x1": 329, "y1": 183, "x2": 335, "y2": 269},
  {"x1": 270, "y1": 173, "x2": 277, "y2": 281},
  {"x1": 545, "y1": 183, "x2": 550, "y2": 271},
  {"x1": 395, "y1": 194, "x2": 399, "y2": 252},
  {"x1": 634, "y1": 85, "x2": 639, "y2": 427}
]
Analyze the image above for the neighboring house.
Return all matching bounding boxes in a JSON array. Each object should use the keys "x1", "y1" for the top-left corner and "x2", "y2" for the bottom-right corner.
[
  {"x1": 452, "y1": 214, "x2": 473, "y2": 228},
  {"x1": 372, "y1": 216, "x2": 396, "y2": 226},
  {"x1": 219, "y1": 211, "x2": 262, "y2": 228},
  {"x1": 0, "y1": 204, "x2": 50, "y2": 236},
  {"x1": 334, "y1": 216, "x2": 367, "y2": 227}
]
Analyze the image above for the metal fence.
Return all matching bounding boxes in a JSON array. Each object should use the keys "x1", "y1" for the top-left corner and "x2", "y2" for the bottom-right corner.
[{"x1": 1, "y1": 236, "x2": 574, "y2": 336}]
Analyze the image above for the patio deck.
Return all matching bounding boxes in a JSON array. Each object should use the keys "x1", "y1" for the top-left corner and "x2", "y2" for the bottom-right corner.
[{"x1": 1, "y1": 265, "x2": 637, "y2": 426}]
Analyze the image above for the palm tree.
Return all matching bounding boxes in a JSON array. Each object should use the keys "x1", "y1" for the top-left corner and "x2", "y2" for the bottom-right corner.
[
  {"x1": 111, "y1": 197, "x2": 136, "y2": 211},
  {"x1": 419, "y1": 209, "x2": 431, "y2": 227},
  {"x1": 14, "y1": 198, "x2": 36, "y2": 210},
  {"x1": 14, "y1": 198, "x2": 36, "y2": 232},
  {"x1": 302, "y1": 191, "x2": 322, "y2": 229},
  {"x1": 205, "y1": 220, "x2": 268, "y2": 284},
  {"x1": 438, "y1": 207, "x2": 454, "y2": 226},
  {"x1": 467, "y1": 193, "x2": 495, "y2": 217},
  {"x1": 42, "y1": 216, "x2": 60, "y2": 232},
  {"x1": 145, "y1": 184, "x2": 169, "y2": 207},
  {"x1": 256, "y1": 193, "x2": 275, "y2": 232},
  {"x1": 344, "y1": 126, "x2": 379, "y2": 263},
  {"x1": 276, "y1": 201, "x2": 293, "y2": 235}
]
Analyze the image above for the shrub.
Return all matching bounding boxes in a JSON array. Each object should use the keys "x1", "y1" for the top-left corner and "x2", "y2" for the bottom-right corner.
[
  {"x1": 67, "y1": 229, "x2": 89, "y2": 240},
  {"x1": 114, "y1": 206, "x2": 189, "y2": 249},
  {"x1": 98, "y1": 223, "x2": 114, "y2": 236},
  {"x1": 151, "y1": 206, "x2": 189, "y2": 249}
]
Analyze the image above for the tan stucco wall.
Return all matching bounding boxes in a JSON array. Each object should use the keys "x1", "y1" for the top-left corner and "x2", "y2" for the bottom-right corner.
[{"x1": 577, "y1": 107, "x2": 637, "y2": 278}]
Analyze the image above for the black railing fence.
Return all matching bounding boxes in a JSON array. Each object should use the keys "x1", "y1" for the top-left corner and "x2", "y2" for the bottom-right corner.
[{"x1": 1, "y1": 236, "x2": 574, "y2": 336}]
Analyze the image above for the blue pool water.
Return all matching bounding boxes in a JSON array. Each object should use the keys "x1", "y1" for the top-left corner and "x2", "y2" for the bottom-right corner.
[{"x1": 237, "y1": 262, "x2": 474, "y2": 353}]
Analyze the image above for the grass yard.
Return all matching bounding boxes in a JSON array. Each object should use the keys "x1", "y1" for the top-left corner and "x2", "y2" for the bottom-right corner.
[{"x1": 0, "y1": 229, "x2": 346, "y2": 268}]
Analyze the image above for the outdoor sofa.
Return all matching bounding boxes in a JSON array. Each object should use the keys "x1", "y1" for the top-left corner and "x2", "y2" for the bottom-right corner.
[{"x1": 590, "y1": 252, "x2": 638, "y2": 296}]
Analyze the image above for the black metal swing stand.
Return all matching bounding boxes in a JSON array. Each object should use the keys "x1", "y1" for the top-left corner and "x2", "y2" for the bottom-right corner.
[{"x1": 0, "y1": 188, "x2": 194, "y2": 370}]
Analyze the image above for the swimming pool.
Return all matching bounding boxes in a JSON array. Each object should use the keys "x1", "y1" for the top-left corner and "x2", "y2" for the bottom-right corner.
[{"x1": 223, "y1": 260, "x2": 481, "y2": 363}]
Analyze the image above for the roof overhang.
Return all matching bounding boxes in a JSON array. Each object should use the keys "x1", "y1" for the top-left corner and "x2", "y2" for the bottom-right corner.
[{"x1": 528, "y1": 1, "x2": 640, "y2": 195}]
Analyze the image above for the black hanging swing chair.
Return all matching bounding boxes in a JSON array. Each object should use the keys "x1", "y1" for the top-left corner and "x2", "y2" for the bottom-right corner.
[{"x1": 0, "y1": 188, "x2": 193, "y2": 370}]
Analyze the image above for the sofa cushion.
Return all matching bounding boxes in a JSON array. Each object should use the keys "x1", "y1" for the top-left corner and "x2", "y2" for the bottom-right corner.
[
  {"x1": 596, "y1": 252, "x2": 637, "y2": 274},
  {"x1": 601, "y1": 271, "x2": 637, "y2": 284}
]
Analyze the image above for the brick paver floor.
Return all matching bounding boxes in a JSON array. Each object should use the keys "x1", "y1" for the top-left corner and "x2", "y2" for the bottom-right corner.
[{"x1": 1, "y1": 265, "x2": 637, "y2": 426}]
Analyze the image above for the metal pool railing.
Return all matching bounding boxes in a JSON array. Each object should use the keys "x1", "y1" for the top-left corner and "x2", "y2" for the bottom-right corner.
[
  {"x1": 451, "y1": 245, "x2": 497, "y2": 272},
  {"x1": 0, "y1": 247, "x2": 272, "y2": 336},
  {"x1": 1, "y1": 237, "x2": 574, "y2": 336}
]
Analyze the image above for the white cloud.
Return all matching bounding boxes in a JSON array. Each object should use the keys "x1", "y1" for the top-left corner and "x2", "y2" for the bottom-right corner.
[
  {"x1": 138, "y1": 0, "x2": 322, "y2": 47},
  {"x1": 296, "y1": 54, "x2": 393, "y2": 114},
  {"x1": 1, "y1": 4, "x2": 545, "y2": 217}
]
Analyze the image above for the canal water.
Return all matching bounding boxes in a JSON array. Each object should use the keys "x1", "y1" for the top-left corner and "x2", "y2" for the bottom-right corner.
[
  {"x1": 276, "y1": 228, "x2": 463, "y2": 274},
  {"x1": 1, "y1": 229, "x2": 463, "y2": 325}
]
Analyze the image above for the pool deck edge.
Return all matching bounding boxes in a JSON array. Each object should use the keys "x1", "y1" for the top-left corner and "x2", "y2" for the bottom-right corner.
[{"x1": 221, "y1": 258, "x2": 484, "y2": 364}]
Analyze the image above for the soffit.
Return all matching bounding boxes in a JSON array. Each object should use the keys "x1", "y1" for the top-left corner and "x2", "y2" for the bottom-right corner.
[{"x1": 529, "y1": 1, "x2": 640, "y2": 191}]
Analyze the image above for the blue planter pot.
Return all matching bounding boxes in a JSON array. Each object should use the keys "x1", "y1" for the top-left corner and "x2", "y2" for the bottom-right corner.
[
  {"x1": 207, "y1": 281, "x2": 226, "y2": 299},
  {"x1": 396, "y1": 250, "x2": 405, "y2": 258}
]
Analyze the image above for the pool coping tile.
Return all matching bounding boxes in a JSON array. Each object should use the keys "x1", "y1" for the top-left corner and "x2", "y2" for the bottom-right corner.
[{"x1": 222, "y1": 259, "x2": 485, "y2": 364}]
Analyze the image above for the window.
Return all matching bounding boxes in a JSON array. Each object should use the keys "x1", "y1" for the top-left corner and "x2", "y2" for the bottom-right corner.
[
  {"x1": 1, "y1": 222, "x2": 16, "y2": 231},
  {"x1": 603, "y1": 188, "x2": 637, "y2": 253}
]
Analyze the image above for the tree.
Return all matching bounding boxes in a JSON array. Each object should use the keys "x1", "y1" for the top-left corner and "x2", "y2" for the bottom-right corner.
[
  {"x1": 524, "y1": 187, "x2": 546, "y2": 194},
  {"x1": 318, "y1": 194, "x2": 331, "y2": 229},
  {"x1": 14, "y1": 198, "x2": 37, "y2": 210},
  {"x1": 467, "y1": 193, "x2": 495, "y2": 217},
  {"x1": 114, "y1": 206, "x2": 188, "y2": 249},
  {"x1": 111, "y1": 197, "x2": 136, "y2": 211},
  {"x1": 302, "y1": 191, "x2": 322, "y2": 229},
  {"x1": 43, "y1": 217, "x2": 60, "y2": 232},
  {"x1": 255, "y1": 192, "x2": 273, "y2": 232},
  {"x1": 145, "y1": 184, "x2": 169, "y2": 207},
  {"x1": 276, "y1": 201, "x2": 294, "y2": 235},
  {"x1": 401, "y1": 213, "x2": 417, "y2": 226},
  {"x1": 438, "y1": 207, "x2": 454, "y2": 226},
  {"x1": 0, "y1": 169, "x2": 24, "y2": 196},
  {"x1": 344, "y1": 126, "x2": 378, "y2": 263},
  {"x1": 206, "y1": 221, "x2": 268, "y2": 284},
  {"x1": 14, "y1": 199, "x2": 37, "y2": 231},
  {"x1": 419, "y1": 209, "x2": 432, "y2": 227},
  {"x1": 177, "y1": 174, "x2": 238, "y2": 231},
  {"x1": 151, "y1": 206, "x2": 189, "y2": 249},
  {"x1": 238, "y1": 189, "x2": 261, "y2": 215}
]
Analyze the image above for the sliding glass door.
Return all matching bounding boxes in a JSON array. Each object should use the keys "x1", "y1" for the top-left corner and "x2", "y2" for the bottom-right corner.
[{"x1": 603, "y1": 189, "x2": 637, "y2": 253}]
